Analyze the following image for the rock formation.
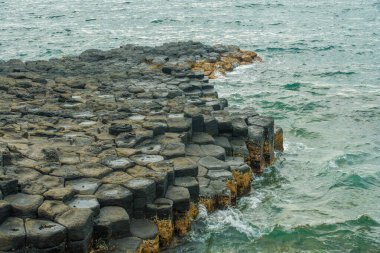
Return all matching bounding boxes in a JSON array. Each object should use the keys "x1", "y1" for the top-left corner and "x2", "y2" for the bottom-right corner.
[{"x1": 0, "y1": 41, "x2": 283, "y2": 252}]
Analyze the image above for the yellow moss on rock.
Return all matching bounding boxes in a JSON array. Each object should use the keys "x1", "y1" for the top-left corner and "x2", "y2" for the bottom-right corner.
[
  {"x1": 90, "y1": 239, "x2": 115, "y2": 253},
  {"x1": 174, "y1": 211, "x2": 191, "y2": 237},
  {"x1": 199, "y1": 197, "x2": 216, "y2": 213},
  {"x1": 141, "y1": 235, "x2": 160, "y2": 253},
  {"x1": 232, "y1": 170, "x2": 253, "y2": 196},
  {"x1": 188, "y1": 49, "x2": 260, "y2": 79},
  {"x1": 217, "y1": 195, "x2": 232, "y2": 209},
  {"x1": 188, "y1": 202, "x2": 199, "y2": 219},
  {"x1": 154, "y1": 218, "x2": 174, "y2": 248}
]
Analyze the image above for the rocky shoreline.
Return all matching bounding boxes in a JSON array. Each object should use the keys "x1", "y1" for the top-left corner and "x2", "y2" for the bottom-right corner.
[{"x1": 0, "y1": 41, "x2": 283, "y2": 253}]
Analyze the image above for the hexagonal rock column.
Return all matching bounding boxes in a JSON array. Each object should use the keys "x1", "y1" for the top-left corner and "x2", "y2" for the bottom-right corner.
[
  {"x1": 247, "y1": 116, "x2": 275, "y2": 166},
  {"x1": 246, "y1": 125, "x2": 265, "y2": 173},
  {"x1": 55, "y1": 209, "x2": 94, "y2": 253},
  {"x1": 94, "y1": 206, "x2": 130, "y2": 240},
  {"x1": 206, "y1": 169, "x2": 237, "y2": 204},
  {"x1": 146, "y1": 198, "x2": 174, "y2": 247},
  {"x1": 25, "y1": 219, "x2": 66, "y2": 252},
  {"x1": 210, "y1": 180, "x2": 233, "y2": 209},
  {"x1": 130, "y1": 219, "x2": 159, "y2": 253},
  {"x1": 174, "y1": 177, "x2": 199, "y2": 201},
  {"x1": 95, "y1": 184, "x2": 133, "y2": 214},
  {"x1": 4, "y1": 193, "x2": 44, "y2": 218},
  {"x1": 165, "y1": 186, "x2": 191, "y2": 236},
  {"x1": 124, "y1": 178, "x2": 156, "y2": 218},
  {"x1": 0, "y1": 217, "x2": 25, "y2": 252},
  {"x1": 171, "y1": 157, "x2": 198, "y2": 177}
]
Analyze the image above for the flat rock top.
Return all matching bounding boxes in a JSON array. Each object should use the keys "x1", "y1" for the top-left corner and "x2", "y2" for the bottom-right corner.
[
  {"x1": 165, "y1": 186, "x2": 190, "y2": 202},
  {"x1": 124, "y1": 178, "x2": 155, "y2": 190},
  {"x1": 130, "y1": 219, "x2": 158, "y2": 240},
  {"x1": 4, "y1": 193, "x2": 44, "y2": 207},
  {"x1": 198, "y1": 156, "x2": 230, "y2": 170}
]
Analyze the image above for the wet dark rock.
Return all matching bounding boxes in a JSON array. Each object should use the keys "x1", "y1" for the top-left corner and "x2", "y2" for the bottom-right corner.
[
  {"x1": 172, "y1": 157, "x2": 198, "y2": 177},
  {"x1": 148, "y1": 160, "x2": 175, "y2": 185},
  {"x1": 203, "y1": 116, "x2": 219, "y2": 136},
  {"x1": 230, "y1": 138, "x2": 249, "y2": 158},
  {"x1": 146, "y1": 198, "x2": 173, "y2": 220},
  {"x1": 232, "y1": 118, "x2": 248, "y2": 137},
  {"x1": 25, "y1": 219, "x2": 66, "y2": 249},
  {"x1": 0, "y1": 217, "x2": 26, "y2": 251},
  {"x1": 165, "y1": 186, "x2": 190, "y2": 212},
  {"x1": 213, "y1": 113, "x2": 232, "y2": 133},
  {"x1": 0, "y1": 178, "x2": 18, "y2": 196},
  {"x1": 94, "y1": 206, "x2": 130, "y2": 239},
  {"x1": 124, "y1": 178, "x2": 156, "y2": 200},
  {"x1": 130, "y1": 219, "x2": 158, "y2": 240},
  {"x1": 111, "y1": 237, "x2": 142, "y2": 253},
  {"x1": 55, "y1": 208, "x2": 93, "y2": 241},
  {"x1": 4, "y1": 193, "x2": 44, "y2": 218},
  {"x1": 95, "y1": 184, "x2": 133, "y2": 210},
  {"x1": 174, "y1": 177, "x2": 199, "y2": 200},
  {"x1": 109, "y1": 124, "x2": 133, "y2": 136}
]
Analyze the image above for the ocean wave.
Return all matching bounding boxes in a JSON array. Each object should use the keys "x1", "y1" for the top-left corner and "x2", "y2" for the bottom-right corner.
[
  {"x1": 253, "y1": 215, "x2": 380, "y2": 252},
  {"x1": 313, "y1": 71, "x2": 356, "y2": 77},
  {"x1": 289, "y1": 126, "x2": 321, "y2": 139},
  {"x1": 256, "y1": 47, "x2": 307, "y2": 53},
  {"x1": 236, "y1": 3, "x2": 285, "y2": 9},
  {"x1": 283, "y1": 82, "x2": 302, "y2": 91},
  {"x1": 329, "y1": 173, "x2": 379, "y2": 190},
  {"x1": 332, "y1": 152, "x2": 370, "y2": 167}
]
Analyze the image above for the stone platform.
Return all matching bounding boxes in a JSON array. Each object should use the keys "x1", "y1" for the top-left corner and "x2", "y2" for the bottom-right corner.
[{"x1": 0, "y1": 41, "x2": 283, "y2": 252}]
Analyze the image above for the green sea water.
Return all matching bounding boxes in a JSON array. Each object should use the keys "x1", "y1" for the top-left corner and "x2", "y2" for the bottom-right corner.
[{"x1": 1, "y1": 0, "x2": 380, "y2": 252}]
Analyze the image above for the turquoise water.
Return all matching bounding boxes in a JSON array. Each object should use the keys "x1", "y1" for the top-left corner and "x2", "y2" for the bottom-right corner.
[{"x1": 1, "y1": 0, "x2": 380, "y2": 252}]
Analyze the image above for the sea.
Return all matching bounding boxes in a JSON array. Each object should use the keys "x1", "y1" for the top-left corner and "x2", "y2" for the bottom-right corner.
[{"x1": 1, "y1": 0, "x2": 379, "y2": 252}]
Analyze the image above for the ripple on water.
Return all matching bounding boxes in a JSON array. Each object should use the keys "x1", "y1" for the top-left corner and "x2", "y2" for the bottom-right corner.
[
  {"x1": 251, "y1": 215, "x2": 380, "y2": 253},
  {"x1": 329, "y1": 173, "x2": 380, "y2": 190}
]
